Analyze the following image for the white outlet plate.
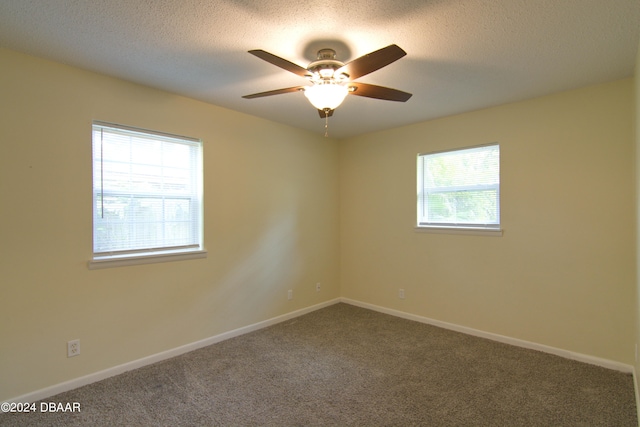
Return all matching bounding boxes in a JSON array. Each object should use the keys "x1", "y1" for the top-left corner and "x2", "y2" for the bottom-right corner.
[
  {"x1": 316, "y1": 282, "x2": 321, "y2": 292},
  {"x1": 67, "y1": 339, "x2": 80, "y2": 357},
  {"x1": 399, "y1": 289, "x2": 405, "y2": 299},
  {"x1": 287, "y1": 289, "x2": 293, "y2": 300}
]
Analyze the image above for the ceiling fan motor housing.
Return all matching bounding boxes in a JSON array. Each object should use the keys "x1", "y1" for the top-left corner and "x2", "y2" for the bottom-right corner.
[{"x1": 308, "y1": 49, "x2": 348, "y2": 80}]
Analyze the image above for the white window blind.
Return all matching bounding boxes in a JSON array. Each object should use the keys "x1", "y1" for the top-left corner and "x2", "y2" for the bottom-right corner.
[
  {"x1": 417, "y1": 144, "x2": 500, "y2": 228},
  {"x1": 92, "y1": 122, "x2": 203, "y2": 259}
]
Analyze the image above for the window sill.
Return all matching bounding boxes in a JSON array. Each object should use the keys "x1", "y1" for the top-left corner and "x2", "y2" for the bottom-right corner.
[
  {"x1": 88, "y1": 249, "x2": 207, "y2": 270},
  {"x1": 414, "y1": 226, "x2": 503, "y2": 237}
]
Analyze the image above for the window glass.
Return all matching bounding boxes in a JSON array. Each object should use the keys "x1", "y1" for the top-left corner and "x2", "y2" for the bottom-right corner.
[
  {"x1": 417, "y1": 144, "x2": 500, "y2": 229},
  {"x1": 92, "y1": 122, "x2": 203, "y2": 259}
]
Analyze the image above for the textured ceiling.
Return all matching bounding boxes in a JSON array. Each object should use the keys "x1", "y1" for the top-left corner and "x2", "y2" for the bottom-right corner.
[{"x1": 0, "y1": 0, "x2": 638, "y2": 138}]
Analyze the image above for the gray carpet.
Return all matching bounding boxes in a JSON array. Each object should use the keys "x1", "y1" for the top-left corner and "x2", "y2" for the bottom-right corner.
[{"x1": 1, "y1": 303, "x2": 637, "y2": 426}]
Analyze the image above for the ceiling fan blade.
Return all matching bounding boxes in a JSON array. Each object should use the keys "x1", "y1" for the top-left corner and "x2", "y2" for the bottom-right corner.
[
  {"x1": 336, "y1": 44, "x2": 406, "y2": 80},
  {"x1": 348, "y1": 82, "x2": 412, "y2": 102},
  {"x1": 248, "y1": 50, "x2": 311, "y2": 77},
  {"x1": 242, "y1": 86, "x2": 306, "y2": 99},
  {"x1": 317, "y1": 109, "x2": 334, "y2": 118}
]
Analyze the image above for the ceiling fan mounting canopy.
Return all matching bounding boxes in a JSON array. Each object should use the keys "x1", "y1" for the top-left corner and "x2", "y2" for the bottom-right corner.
[
  {"x1": 316, "y1": 48, "x2": 338, "y2": 60},
  {"x1": 242, "y1": 44, "x2": 412, "y2": 116}
]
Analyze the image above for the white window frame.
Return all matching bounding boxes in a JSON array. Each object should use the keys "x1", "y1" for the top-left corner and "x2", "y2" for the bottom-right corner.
[
  {"x1": 89, "y1": 121, "x2": 206, "y2": 269},
  {"x1": 416, "y1": 143, "x2": 502, "y2": 236}
]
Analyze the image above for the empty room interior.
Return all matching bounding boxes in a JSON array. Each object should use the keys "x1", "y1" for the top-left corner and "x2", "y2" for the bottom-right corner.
[{"x1": 2, "y1": 0, "x2": 640, "y2": 425}]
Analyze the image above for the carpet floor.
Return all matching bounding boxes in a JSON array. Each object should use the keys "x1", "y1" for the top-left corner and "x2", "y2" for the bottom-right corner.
[{"x1": 1, "y1": 303, "x2": 637, "y2": 426}]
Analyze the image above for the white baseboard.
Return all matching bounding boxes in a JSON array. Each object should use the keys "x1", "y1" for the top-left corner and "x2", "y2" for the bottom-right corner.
[
  {"x1": 340, "y1": 297, "x2": 634, "y2": 374},
  {"x1": 7, "y1": 296, "x2": 634, "y2": 406},
  {"x1": 6, "y1": 298, "x2": 341, "y2": 404}
]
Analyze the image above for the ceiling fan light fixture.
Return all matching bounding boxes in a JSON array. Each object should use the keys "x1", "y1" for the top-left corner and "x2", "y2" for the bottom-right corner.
[
  {"x1": 304, "y1": 82, "x2": 349, "y2": 110},
  {"x1": 243, "y1": 44, "x2": 411, "y2": 122}
]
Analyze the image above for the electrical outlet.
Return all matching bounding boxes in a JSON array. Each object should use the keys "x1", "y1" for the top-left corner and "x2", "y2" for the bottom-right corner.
[
  {"x1": 399, "y1": 289, "x2": 405, "y2": 299},
  {"x1": 287, "y1": 289, "x2": 293, "y2": 300},
  {"x1": 67, "y1": 339, "x2": 80, "y2": 358},
  {"x1": 316, "y1": 282, "x2": 321, "y2": 292}
]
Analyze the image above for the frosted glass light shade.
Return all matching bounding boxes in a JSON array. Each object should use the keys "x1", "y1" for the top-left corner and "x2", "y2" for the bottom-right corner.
[{"x1": 304, "y1": 83, "x2": 349, "y2": 110}]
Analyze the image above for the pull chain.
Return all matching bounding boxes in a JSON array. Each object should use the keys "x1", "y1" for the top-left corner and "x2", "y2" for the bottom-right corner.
[{"x1": 324, "y1": 109, "x2": 330, "y2": 138}]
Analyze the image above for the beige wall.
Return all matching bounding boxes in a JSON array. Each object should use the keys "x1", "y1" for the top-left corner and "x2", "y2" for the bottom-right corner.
[
  {"x1": 0, "y1": 48, "x2": 340, "y2": 401},
  {"x1": 339, "y1": 79, "x2": 636, "y2": 364},
  {"x1": 1, "y1": 45, "x2": 637, "y2": 402}
]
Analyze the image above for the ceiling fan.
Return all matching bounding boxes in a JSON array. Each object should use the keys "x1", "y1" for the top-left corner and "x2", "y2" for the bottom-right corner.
[{"x1": 242, "y1": 44, "x2": 412, "y2": 119}]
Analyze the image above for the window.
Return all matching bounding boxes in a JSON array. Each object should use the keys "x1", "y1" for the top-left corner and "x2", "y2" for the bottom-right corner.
[
  {"x1": 91, "y1": 122, "x2": 204, "y2": 267},
  {"x1": 417, "y1": 144, "x2": 500, "y2": 230}
]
